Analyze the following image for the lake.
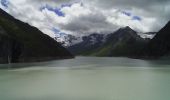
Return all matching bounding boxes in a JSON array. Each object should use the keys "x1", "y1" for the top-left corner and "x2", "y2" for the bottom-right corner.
[{"x1": 0, "y1": 57, "x2": 170, "y2": 100}]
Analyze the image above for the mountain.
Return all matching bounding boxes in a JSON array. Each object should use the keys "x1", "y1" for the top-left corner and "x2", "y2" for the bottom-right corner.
[
  {"x1": 101, "y1": 26, "x2": 150, "y2": 57},
  {"x1": 54, "y1": 34, "x2": 82, "y2": 47},
  {"x1": 0, "y1": 8, "x2": 74, "y2": 64},
  {"x1": 143, "y1": 21, "x2": 170, "y2": 59},
  {"x1": 68, "y1": 26, "x2": 150, "y2": 57},
  {"x1": 68, "y1": 33, "x2": 107, "y2": 55}
]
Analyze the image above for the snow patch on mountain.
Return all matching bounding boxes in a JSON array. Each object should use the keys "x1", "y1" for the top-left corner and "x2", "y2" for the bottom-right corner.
[
  {"x1": 137, "y1": 32, "x2": 156, "y2": 39},
  {"x1": 54, "y1": 33, "x2": 82, "y2": 47}
]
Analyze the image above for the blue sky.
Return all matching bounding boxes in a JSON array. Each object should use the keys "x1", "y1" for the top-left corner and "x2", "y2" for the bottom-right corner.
[
  {"x1": 132, "y1": 16, "x2": 142, "y2": 21},
  {"x1": 122, "y1": 11, "x2": 131, "y2": 16},
  {"x1": 1, "y1": 0, "x2": 9, "y2": 8},
  {"x1": 122, "y1": 11, "x2": 142, "y2": 21},
  {"x1": 40, "y1": 5, "x2": 65, "y2": 17}
]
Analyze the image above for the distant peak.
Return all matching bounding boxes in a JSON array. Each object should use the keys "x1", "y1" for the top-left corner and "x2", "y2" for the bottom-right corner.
[
  {"x1": 124, "y1": 26, "x2": 132, "y2": 30},
  {"x1": 168, "y1": 20, "x2": 170, "y2": 24},
  {"x1": 118, "y1": 26, "x2": 135, "y2": 33},
  {"x1": 166, "y1": 21, "x2": 170, "y2": 26}
]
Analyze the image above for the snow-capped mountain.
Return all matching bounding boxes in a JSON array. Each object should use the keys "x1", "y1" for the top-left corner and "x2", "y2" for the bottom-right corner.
[
  {"x1": 55, "y1": 27, "x2": 155, "y2": 48},
  {"x1": 54, "y1": 33, "x2": 82, "y2": 47},
  {"x1": 67, "y1": 26, "x2": 152, "y2": 56}
]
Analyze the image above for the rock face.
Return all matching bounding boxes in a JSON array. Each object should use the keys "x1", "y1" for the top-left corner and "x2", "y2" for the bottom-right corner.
[
  {"x1": 68, "y1": 33, "x2": 107, "y2": 55},
  {"x1": 68, "y1": 26, "x2": 150, "y2": 57},
  {"x1": 143, "y1": 21, "x2": 170, "y2": 59},
  {"x1": 0, "y1": 8, "x2": 74, "y2": 64},
  {"x1": 54, "y1": 34, "x2": 82, "y2": 47}
]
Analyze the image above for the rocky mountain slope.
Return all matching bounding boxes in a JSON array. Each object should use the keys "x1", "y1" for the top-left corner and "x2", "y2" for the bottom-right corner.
[
  {"x1": 68, "y1": 26, "x2": 150, "y2": 57},
  {"x1": 68, "y1": 33, "x2": 107, "y2": 55},
  {"x1": 143, "y1": 21, "x2": 170, "y2": 59}
]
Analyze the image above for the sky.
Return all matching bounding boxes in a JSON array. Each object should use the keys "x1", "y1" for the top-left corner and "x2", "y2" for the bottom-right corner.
[{"x1": 0, "y1": 0, "x2": 170, "y2": 37}]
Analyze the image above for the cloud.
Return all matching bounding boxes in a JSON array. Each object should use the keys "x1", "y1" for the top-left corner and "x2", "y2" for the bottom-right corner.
[
  {"x1": 59, "y1": 11, "x2": 119, "y2": 35},
  {"x1": 40, "y1": 5, "x2": 65, "y2": 17},
  {"x1": 0, "y1": 0, "x2": 169, "y2": 38}
]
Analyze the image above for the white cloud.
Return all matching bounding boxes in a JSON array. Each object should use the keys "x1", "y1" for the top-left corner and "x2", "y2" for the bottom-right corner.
[
  {"x1": 61, "y1": 3, "x2": 91, "y2": 17},
  {"x1": 0, "y1": 0, "x2": 169, "y2": 38}
]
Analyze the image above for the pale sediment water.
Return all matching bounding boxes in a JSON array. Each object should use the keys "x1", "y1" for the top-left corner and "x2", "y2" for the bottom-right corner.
[{"x1": 0, "y1": 57, "x2": 170, "y2": 100}]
